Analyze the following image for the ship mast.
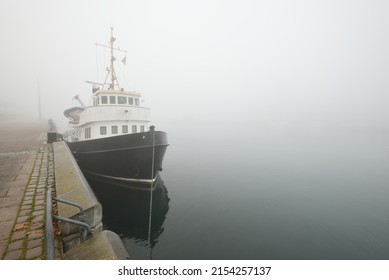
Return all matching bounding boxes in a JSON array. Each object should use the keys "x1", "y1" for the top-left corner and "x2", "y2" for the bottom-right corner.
[
  {"x1": 96, "y1": 27, "x2": 127, "y2": 90},
  {"x1": 110, "y1": 27, "x2": 116, "y2": 90}
]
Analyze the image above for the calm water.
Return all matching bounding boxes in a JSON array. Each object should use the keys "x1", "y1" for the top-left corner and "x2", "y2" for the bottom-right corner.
[{"x1": 88, "y1": 123, "x2": 389, "y2": 259}]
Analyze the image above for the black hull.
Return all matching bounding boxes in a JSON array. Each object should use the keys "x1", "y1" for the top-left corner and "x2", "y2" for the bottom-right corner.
[{"x1": 66, "y1": 130, "x2": 168, "y2": 189}]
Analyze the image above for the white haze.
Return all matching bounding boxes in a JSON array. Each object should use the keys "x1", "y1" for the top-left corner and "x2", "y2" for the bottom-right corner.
[{"x1": 0, "y1": 0, "x2": 388, "y2": 133}]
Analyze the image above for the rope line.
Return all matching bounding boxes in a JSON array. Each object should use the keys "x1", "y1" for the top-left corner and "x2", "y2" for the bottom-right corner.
[{"x1": 147, "y1": 127, "x2": 156, "y2": 259}]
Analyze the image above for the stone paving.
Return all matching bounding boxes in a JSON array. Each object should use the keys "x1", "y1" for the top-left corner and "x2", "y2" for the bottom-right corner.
[{"x1": 0, "y1": 120, "x2": 61, "y2": 260}]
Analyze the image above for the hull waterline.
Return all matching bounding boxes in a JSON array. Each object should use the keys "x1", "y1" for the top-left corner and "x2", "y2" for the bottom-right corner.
[{"x1": 66, "y1": 130, "x2": 168, "y2": 190}]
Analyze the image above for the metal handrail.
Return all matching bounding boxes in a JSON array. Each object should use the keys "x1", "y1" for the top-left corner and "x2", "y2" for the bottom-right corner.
[
  {"x1": 53, "y1": 196, "x2": 86, "y2": 223},
  {"x1": 52, "y1": 215, "x2": 92, "y2": 240},
  {"x1": 45, "y1": 189, "x2": 93, "y2": 260}
]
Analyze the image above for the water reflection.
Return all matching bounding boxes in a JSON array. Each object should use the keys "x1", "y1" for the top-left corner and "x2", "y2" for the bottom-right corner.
[{"x1": 85, "y1": 174, "x2": 170, "y2": 252}]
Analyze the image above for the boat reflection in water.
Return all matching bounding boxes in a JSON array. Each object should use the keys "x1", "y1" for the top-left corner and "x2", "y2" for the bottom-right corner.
[{"x1": 84, "y1": 174, "x2": 170, "y2": 258}]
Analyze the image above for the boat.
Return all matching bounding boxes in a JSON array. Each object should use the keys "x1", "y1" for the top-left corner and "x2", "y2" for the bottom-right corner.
[{"x1": 63, "y1": 28, "x2": 168, "y2": 190}]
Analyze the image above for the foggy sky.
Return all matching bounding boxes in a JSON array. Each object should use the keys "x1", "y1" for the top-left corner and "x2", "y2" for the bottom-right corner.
[{"x1": 0, "y1": 0, "x2": 388, "y2": 132}]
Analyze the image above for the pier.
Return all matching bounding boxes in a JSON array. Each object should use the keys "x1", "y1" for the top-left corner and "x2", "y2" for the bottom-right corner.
[{"x1": 0, "y1": 120, "x2": 128, "y2": 259}]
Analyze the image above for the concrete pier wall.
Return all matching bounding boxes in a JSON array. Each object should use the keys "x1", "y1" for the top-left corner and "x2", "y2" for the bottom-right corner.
[
  {"x1": 53, "y1": 141, "x2": 103, "y2": 252},
  {"x1": 53, "y1": 140, "x2": 130, "y2": 259}
]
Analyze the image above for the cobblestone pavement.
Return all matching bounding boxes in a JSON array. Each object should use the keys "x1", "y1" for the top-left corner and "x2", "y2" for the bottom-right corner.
[{"x1": 0, "y1": 120, "x2": 58, "y2": 259}]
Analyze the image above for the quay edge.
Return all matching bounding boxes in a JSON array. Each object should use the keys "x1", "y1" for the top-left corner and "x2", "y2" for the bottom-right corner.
[{"x1": 52, "y1": 139, "x2": 130, "y2": 260}]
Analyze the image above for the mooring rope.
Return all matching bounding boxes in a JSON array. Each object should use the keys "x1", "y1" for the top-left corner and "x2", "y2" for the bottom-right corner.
[{"x1": 147, "y1": 126, "x2": 156, "y2": 259}]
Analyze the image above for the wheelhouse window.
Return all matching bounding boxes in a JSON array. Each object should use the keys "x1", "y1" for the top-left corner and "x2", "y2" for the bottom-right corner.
[
  {"x1": 100, "y1": 126, "x2": 107, "y2": 135},
  {"x1": 140, "y1": 125, "x2": 145, "y2": 132},
  {"x1": 109, "y1": 96, "x2": 116, "y2": 104},
  {"x1": 101, "y1": 96, "x2": 108, "y2": 104},
  {"x1": 132, "y1": 125, "x2": 137, "y2": 133},
  {"x1": 112, "y1": 126, "x2": 118, "y2": 134},
  {"x1": 128, "y1": 97, "x2": 134, "y2": 105},
  {"x1": 135, "y1": 98, "x2": 139, "y2": 106},
  {"x1": 122, "y1": 125, "x2": 128, "y2": 133},
  {"x1": 118, "y1": 96, "x2": 127, "y2": 104}
]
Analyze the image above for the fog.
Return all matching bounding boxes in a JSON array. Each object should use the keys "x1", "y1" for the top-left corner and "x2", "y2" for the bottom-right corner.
[{"x1": 1, "y1": 0, "x2": 388, "y2": 133}]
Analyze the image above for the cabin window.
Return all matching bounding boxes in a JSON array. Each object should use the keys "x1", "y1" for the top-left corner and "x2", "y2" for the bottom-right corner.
[
  {"x1": 112, "y1": 126, "x2": 118, "y2": 134},
  {"x1": 140, "y1": 125, "x2": 145, "y2": 132},
  {"x1": 109, "y1": 96, "x2": 116, "y2": 104},
  {"x1": 128, "y1": 97, "x2": 134, "y2": 105},
  {"x1": 100, "y1": 126, "x2": 107, "y2": 135},
  {"x1": 101, "y1": 96, "x2": 108, "y2": 104},
  {"x1": 122, "y1": 125, "x2": 128, "y2": 133},
  {"x1": 118, "y1": 96, "x2": 127, "y2": 104},
  {"x1": 132, "y1": 125, "x2": 137, "y2": 133},
  {"x1": 135, "y1": 98, "x2": 139, "y2": 106},
  {"x1": 85, "y1": 127, "x2": 91, "y2": 139}
]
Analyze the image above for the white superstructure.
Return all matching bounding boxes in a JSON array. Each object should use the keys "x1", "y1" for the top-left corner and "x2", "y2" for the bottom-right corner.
[
  {"x1": 68, "y1": 89, "x2": 150, "y2": 142},
  {"x1": 64, "y1": 28, "x2": 152, "y2": 142}
]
